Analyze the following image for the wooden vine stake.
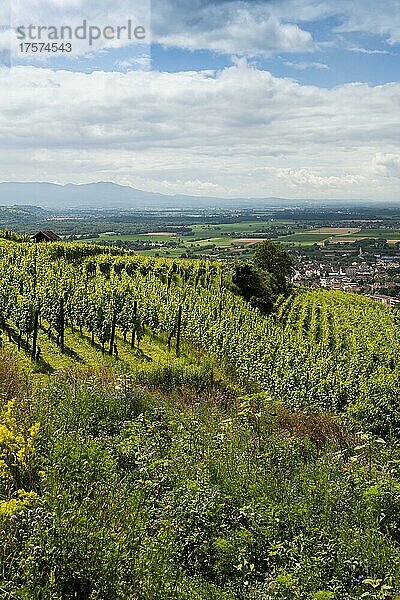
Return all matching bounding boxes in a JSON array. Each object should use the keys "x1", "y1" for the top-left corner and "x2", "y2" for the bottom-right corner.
[
  {"x1": 59, "y1": 297, "x2": 65, "y2": 353},
  {"x1": 31, "y1": 309, "x2": 39, "y2": 361},
  {"x1": 176, "y1": 304, "x2": 182, "y2": 357},
  {"x1": 131, "y1": 300, "x2": 138, "y2": 349},
  {"x1": 109, "y1": 310, "x2": 117, "y2": 355}
]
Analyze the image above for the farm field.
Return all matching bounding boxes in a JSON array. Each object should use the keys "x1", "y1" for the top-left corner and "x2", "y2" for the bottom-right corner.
[
  {"x1": 75, "y1": 217, "x2": 400, "y2": 260},
  {"x1": 276, "y1": 232, "x2": 333, "y2": 244},
  {"x1": 306, "y1": 227, "x2": 360, "y2": 235},
  {"x1": 83, "y1": 232, "x2": 180, "y2": 243},
  {"x1": 328, "y1": 236, "x2": 365, "y2": 243},
  {"x1": 232, "y1": 237, "x2": 268, "y2": 244},
  {"x1": 352, "y1": 228, "x2": 400, "y2": 239},
  {"x1": 81, "y1": 225, "x2": 277, "y2": 257},
  {"x1": 190, "y1": 220, "x2": 296, "y2": 233},
  {"x1": 2, "y1": 238, "x2": 400, "y2": 598}
]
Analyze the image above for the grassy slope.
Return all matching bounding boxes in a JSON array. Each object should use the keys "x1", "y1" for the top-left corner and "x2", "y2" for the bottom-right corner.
[{"x1": 2, "y1": 292, "x2": 400, "y2": 598}]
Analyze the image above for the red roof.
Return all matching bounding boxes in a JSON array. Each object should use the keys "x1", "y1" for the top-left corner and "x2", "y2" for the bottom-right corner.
[{"x1": 32, "y1": 230, "x2": 61, "y2": 241}]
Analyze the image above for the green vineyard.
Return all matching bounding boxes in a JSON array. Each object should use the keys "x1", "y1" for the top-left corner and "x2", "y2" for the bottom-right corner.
[
  {"x1": 1, "y1": 240, "x2": 399, "y2": 433},
  {"x1": 2, "y1": 239, "x2": 400, "y2": 599}
]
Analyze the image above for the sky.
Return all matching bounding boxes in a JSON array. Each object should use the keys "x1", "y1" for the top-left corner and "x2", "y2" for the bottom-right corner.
[{"x1": 0, "y1": 0, "x2": 399, "y2": 201}]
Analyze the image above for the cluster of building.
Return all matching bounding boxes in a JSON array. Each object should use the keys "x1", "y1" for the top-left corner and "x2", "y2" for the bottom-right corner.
[{"x1": 293, "y1": 253, "x2": 400, "y2": 306}]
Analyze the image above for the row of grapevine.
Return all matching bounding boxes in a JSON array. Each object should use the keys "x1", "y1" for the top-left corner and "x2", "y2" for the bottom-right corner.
[{"x1": 1, "y1": 240, "x2": 399, "y2": 433}]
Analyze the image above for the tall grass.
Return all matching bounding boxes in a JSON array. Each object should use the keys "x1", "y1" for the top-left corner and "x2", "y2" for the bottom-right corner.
[
  {"x1": 1, "y1": 355, "x2": 400, "y2": 599},
  {"x1": 0, "y1": 348, "x2": 25, "y2": 403}
]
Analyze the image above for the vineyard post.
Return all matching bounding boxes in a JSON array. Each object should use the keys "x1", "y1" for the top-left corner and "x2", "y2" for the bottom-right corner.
[
  {"x1": 31, "y1": 247, "x2": 38, "y2": 356},
  {"x1": 60, "y1": 297, "x2": 65, "y2": 353},
  {"x1": 31, "y1": 309, "x2": 39, "y2": 361},
  {"x1": 109, "y1": 310, "x2": 117, "y2": 355},
  {"x1": 219, "y1": 271, "x2": 223, "y2": 318},
  {"x1": 33, "y1": 244, "x2": 38, "y2": 297},
  {"x1": 176, "y1": 304, "x2": 182, "y2": 357},
  {"x1": 131, "y1": 300, "x2": 137, "y2": 349}
]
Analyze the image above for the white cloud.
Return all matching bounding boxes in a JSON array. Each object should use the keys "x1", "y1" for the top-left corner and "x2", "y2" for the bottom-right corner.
[
  {"x1": 330, "y1": 0, "x2": 400, "y2": 45},
  {"x1": 154, "y1": 0, "x2": 400, "y2": 55},
  {"x1": 158, "y1": 178, "x2": 233, "y2": 196},
  {"x1": 1, "y1": 1, "x2": 399, "y2": 59},
  {"x1": 284, "y1": 61, "x2": 329, "y2": 70},
  {"x1": 116, "y1": 54, "x2": 151, "y2": 70},
  {"x1": 267, "y1": 0, "x2": 400, "y2": 46},
  {"x1": 347, "y1": 46, "x2": 394, "y2": 56},
  {"x1": 372, "y1": 153, "x2": 400, "y2": 178},
  {"x1": 0, "y1": 1, "x2": 151, "y2": 59},
  {"x1": 153, "y1": 5, "x2": 315, "y2": 57},
  {"x1": 273, "y1": 168, "x2": 364, "y2": 188},
  {"x1": 0, "y1": 62, "x2": 399, "y2": 199}
]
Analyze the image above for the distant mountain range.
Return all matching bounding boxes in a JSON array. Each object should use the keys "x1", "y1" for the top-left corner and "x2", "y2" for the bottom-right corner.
[
  {"x1": 0, "y1": 182, "x2": 275, "y2": 210},
  {"x1": 0, "y1": 181, "x2": 393, "y2": 210}
]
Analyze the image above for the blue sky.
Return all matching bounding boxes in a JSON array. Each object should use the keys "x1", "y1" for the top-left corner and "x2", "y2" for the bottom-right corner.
[
  {"x1": 7, "y1": 3, "x2": 400, "y2": 86},
  {"x1": 0, "y1": 1, "x2": 399, "y2": 200},
  {"x1": 150, "y1": 41, "x2": 399, "y2": 88},
  {"x1": 8, "y1": 38, "x2": 399, "y2": 88}
]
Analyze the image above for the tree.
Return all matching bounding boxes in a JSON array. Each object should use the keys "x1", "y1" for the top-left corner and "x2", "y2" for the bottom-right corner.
[
  {"x1": 253, "y1": 240, "x2": 294, "y2": 294},
  {"x1": 230, "y1": 263, "x2": 274, "y2": 314},
  {"x1": 230, "y1": 241, "x2": 294, "y2": 313}
]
